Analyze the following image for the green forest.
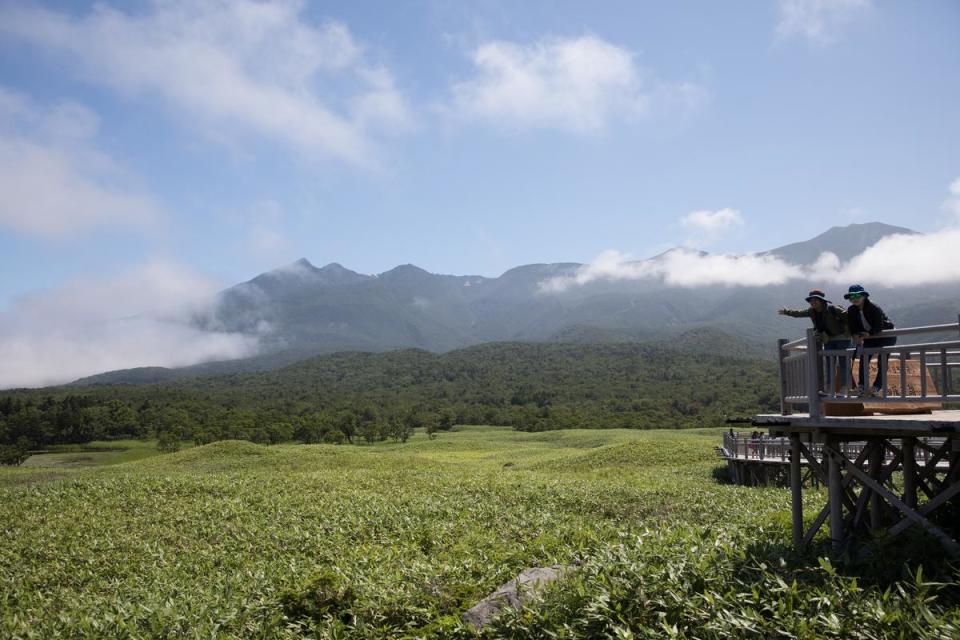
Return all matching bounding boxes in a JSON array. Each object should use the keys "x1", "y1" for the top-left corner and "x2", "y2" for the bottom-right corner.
[{"x1": 0, "y1": 339, "x2": 779, "y2": 461}]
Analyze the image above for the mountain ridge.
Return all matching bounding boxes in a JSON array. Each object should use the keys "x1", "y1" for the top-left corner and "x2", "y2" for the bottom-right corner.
[{"x1": 68, "y1": 222, "x2": 960, "y2": 386}]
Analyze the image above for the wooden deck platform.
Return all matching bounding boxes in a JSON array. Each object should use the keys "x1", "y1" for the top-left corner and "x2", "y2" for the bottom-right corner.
[
  {"x1": 755, "y1": 410, "x2": 960, "y2": 436},
  {"x1": 759, "y1": 321, "x2": 959, "y2": 555}
]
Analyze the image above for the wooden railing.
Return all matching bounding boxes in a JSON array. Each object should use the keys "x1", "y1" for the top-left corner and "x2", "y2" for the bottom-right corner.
[
  {"x1": 721, "y1": 432, "x2": 951, "y2": 466},
  {"x1": 777, "y1": 317, "x2": 960, "y2": 418}
]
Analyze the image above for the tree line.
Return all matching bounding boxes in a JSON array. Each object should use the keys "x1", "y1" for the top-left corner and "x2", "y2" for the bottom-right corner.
[{"x1": 1, "y1": 340, "x2": 780, "y2": 463}]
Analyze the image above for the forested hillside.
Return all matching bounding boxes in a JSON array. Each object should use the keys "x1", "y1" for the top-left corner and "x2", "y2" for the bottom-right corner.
[{"x1": 0, "y1": 339, "x2": 778, "y2": 457}]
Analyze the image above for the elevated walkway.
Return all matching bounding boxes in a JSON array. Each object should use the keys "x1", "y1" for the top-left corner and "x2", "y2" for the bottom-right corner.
[{"x1": 749, "y1": 319, "x2": 960, "y2": 556}]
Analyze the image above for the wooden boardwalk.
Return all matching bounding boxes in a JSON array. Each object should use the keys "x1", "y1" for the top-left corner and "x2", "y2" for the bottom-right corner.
[
  {"x1": 719, "y1": 429, "x2": 954, "y2": 487},
  {"x1": 748, "y1": 321, "x2": 960, "y2": 556}
]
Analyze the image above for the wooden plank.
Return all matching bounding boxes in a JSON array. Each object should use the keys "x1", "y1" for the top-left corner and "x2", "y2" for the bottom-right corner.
[
  {"x1": 850, "y1": 480, "x2": 871, "y2": 531},
  {"x1": 799, "y1": 440, "x2": 828, "y2": 485},
  {"x1": 755, "y1": 410, "x2": 960, "y2": 424},
  {"x1": 888, "y1": 480, "x2": 960, "y2": 537},
  {"x1": 919, "y1": 440, "x2": 951, "y2": 482},
  {"x1": 803, "y1": 504, "x2": 831, "y2": 548}
]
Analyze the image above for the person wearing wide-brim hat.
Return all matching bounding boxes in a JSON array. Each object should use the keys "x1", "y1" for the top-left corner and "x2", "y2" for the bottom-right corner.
[
  {"x1": 779, "y1": 289, "x2": 851, "y2": 392},
  {"x1": 844, "y1": 284, "x2": 896, "y2": 397}
]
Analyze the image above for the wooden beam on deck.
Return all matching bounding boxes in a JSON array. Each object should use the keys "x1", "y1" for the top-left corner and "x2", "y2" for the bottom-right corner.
[{"x1": 827, "y1": 446, "x2": 960, "y2": 556}]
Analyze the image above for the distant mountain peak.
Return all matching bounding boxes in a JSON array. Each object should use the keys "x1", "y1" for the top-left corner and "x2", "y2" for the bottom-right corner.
[
  {"x1": 499, "y1": 263, "x2": 582, "y2": 279},
  {"x1": 643, "y1": 247, "x2": 708, "y2": 261},
  {"x1": 829, "y1": 221, "x2": 916, "y2": 234},
  {"x1": 381, "y1": 263, "x2": 430, "y2": 277},
  {"x1": 766, "y1": 221, "x2": 918, "y2": 265}
]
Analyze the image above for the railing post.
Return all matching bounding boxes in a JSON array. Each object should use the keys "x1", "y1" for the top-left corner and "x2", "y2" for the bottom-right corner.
[
  {"x1": 805, "y1": 328, "x2": 821, "y2": 419},
  {"x1": 777, "y1": 338, "x2": 791, "y2": 416}
]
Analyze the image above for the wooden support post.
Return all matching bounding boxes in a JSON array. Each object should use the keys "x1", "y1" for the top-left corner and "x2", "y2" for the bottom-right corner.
[
  {"x1": 902, "y1": 437, "x2": 917, "y2": 510},
  {"x1": 791, "y1": 434, "x2": 803, "y2": 549},
  {"x1": 870, "y1": 440, "x2": 884, "y2": 531},
  {"x1": 827, "y1": 437, "x2": 844, "y2": 553}
]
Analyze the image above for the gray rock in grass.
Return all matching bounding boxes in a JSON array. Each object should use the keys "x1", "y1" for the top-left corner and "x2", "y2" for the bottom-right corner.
[{"x1": 462, "y1": 565, "x2": 571, "y2": 629}]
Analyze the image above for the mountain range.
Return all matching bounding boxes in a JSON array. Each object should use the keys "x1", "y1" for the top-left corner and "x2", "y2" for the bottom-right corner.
[{"x1": 75, "y1": 222, "x2": 959, "y2": 385}]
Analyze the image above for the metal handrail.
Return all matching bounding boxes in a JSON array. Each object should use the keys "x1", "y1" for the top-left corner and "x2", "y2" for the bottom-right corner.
[
  {"x1": 782, "y1": 323, "x2": 960, "y2": 353},
  {"x1": 777, "y1": 317, "x2": 960, "y2": 416}
]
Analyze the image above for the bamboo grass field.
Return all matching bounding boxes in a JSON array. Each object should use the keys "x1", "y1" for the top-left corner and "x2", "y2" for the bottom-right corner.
[{"x1": 2, "y1": 427, "x2": 959, "y2": 638}]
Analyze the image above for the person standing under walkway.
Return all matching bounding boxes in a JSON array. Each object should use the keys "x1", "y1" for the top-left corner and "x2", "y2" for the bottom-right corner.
[
  {"x1": 844, "y1": 284, "x2": 896, "y2": 397},
  {"x1": 778, "y1": 289, "x2": 851, "y2": 393}
]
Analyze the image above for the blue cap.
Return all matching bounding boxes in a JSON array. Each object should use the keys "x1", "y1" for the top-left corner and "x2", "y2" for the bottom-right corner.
[{"x1": 843, "y1": 284, "x2": 869, "y2": 299}]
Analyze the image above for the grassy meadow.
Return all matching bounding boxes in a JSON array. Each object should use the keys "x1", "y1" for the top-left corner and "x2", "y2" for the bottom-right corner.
[{"x1": 2, "y1": 427, "x2": 958, "y2": 638}]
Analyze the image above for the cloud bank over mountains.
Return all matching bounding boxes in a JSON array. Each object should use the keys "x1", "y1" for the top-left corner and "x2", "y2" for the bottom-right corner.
[
  {"x1": 542, "y1": 229, "x2": 960, "y2": 292},
  {"x1": 543, "y1": 182, "x2": 960, "y2": 292},
  {"x1": 0, "y1": 262, "x2": 258, "y2": 389},
  {"x1": 540, "y1": 248, "x2": 803, "y2": 292}
]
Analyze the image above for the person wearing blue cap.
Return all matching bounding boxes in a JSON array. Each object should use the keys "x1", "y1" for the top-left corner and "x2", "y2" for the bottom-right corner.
[
  {"x1": 778, "y1": 289, "x2": 850, "y2": 392},
  {"x1": 844, "y1": 284, "x2": 896, "y2": 396}
]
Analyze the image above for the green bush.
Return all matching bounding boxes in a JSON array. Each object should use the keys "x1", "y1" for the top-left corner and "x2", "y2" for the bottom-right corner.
[
  {"x1": 156, "y1": 431, "x2": 181, "y2": 453},
  {"x1": 279, "y1": 570, "x2": 356, "y2": 624},
  {"x1": 0, "y1": 442, "x2": 29, "y2": 466}
]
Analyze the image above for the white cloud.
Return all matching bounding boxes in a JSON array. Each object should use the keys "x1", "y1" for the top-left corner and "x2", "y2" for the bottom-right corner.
[
  {"x1": 680, "y1": 208, "x2": 744, "y2": 245},
  {"x1": 0, "y1": 86, "x2": 162, "y2": 236},
  {"x1": 776, "y1": 0, "x2": 872, "y2": 44},
  {"x1": 542, "y1": 231, "x2": 960, "y2": 293},
  {"x1": 0, "y1": 262, "x2": 260, "y2": 389},
  {"x1": 809, "y1": 231, "x2": 960, "y2": 287},
  {"x1": 0, "y1": 1, "x2": 412, "y2": 166},
  {"x1": 448, "y1": 35, "x2": 704, "y2": 132},
  {"x1": 544, "y1": 177, "x2": 960, "y2": 292},
  {"x1": 540, "y1": 248, "x2": 803, "y2": 292}
]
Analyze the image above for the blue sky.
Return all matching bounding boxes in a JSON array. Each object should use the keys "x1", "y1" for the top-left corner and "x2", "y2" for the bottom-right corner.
[{"x1": 1, "y1": 0, "x2": 959, "y2": 386}]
